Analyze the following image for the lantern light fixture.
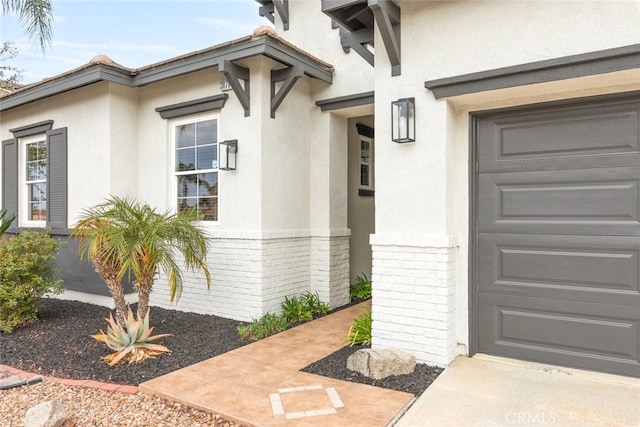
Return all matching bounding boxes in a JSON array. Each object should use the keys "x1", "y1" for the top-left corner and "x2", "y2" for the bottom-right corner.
[
  {"x1": 219, "y1": 139, "x2": 238, "y2": 171},
  {"x1": 391, "y1": 97, "x2": 415, "y2": 143}
]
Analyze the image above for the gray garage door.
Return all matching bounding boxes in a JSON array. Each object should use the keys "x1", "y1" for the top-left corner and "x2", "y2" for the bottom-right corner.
[{"x1": 475, "y1": 95, "x2": 640, "y2": 377}]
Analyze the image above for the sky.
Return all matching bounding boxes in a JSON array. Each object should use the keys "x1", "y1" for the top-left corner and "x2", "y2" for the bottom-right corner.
[{"x1": 1, "y1": 0, "x2": 268, "y2": 84}]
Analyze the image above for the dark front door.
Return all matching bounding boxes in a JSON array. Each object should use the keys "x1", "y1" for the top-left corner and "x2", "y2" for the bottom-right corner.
[{"x1": 474, "y1": 94, "x2": 640, "y2": 377}]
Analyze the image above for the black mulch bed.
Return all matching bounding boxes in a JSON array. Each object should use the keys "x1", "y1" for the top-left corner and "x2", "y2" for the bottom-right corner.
[
  {"x1": 302, "y1": 345, "x2": 443, "y2": 396},
  {"x1": 0, "y1": 298, "x2": 443, "y2": 396}
]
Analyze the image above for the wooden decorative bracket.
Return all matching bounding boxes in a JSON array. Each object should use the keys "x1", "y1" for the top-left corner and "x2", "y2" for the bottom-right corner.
[
  {"x1": 271, "y1": 66, "x2": 304, "y2": 118},
  {"x1": 340, "y1": 27, "x2": 374, "y2": 67},
  {"x1": 368, "y1": 0, "x2": 401, "y2": 76},
  {"x1": 258, "y1": 0, "x2": 289, "y2": 30},
  {"x1": 219, "y1": 60, "x2": 251, "y2": 117}
]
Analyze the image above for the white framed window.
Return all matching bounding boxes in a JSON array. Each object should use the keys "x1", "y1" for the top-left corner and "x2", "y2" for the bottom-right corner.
[
  {"x1": 359, "y1": 136, "x2": 373, "y2": 190},
  {"x1": 172, "y1": 114, "x2": 219, "y2": 221},
  {"x1": 19, "y1": 134, "x2": 47, "y2": 227}
]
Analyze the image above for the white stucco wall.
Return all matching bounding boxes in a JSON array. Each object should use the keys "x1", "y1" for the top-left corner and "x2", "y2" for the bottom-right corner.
[
  {"x1": 0, "y1": 37, "x2": 352, "y2": 319},
  {"x1": 272, "y1": 0, "x2": 374, "y2": 101},
  {"x1": 135, "y1": 52, "x2": 351, "y2": 317},
  {"x1": 0, "y1": 82, "x2": 120, "y2": 225},
  {"x1": 371, "y1": 0, "x2": 640, "y2": 365}
]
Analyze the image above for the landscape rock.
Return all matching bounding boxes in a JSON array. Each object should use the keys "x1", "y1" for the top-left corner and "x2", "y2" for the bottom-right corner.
[
  {"x1": 347, "y1": 347, "x2": 416, "y2": 380},
  {"x1": 24, "y1": 400, "x2": 67, "y2": 427}
]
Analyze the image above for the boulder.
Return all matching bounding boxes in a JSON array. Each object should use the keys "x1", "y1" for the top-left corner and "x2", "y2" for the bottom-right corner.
[
  {"x1": 24, "y1": 400, "x2": 67, "y2": 427},
  {"x1": 347, "y1": 348, "x2": 416, "y2": 380}
]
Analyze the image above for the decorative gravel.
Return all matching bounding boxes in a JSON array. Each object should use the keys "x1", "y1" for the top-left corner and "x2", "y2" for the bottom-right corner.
[{"x1": 0, "y1": 369, "x2": 243, "y2": 427}]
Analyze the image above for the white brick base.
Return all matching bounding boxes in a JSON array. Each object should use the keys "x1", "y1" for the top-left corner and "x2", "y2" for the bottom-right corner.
[
  {"x1": 370, "y1": 233, "x2": 458, "y2": 367},
  {"x1": 310, "y1": 234, "x2": 350, "y2": 309},
  {"x1": 149, "y1": 230, "x2": 350, "y2": 321}
]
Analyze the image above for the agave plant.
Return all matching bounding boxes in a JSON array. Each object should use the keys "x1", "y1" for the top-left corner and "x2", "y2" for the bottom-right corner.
[{"x1": 91, "y1": 307, "x2": 171, "y2": 366}]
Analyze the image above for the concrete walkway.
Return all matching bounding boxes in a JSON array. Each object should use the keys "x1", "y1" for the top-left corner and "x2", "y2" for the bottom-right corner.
[{"x1": 396, "y1": 354, "x2": 640, "y2": 427}]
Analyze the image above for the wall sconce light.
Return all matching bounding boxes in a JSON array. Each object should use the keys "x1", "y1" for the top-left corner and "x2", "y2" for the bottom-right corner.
[
  {"x1": 391, "y1": 97, "x2": 415, "y2": 143},
  {"x1": 219, "y1": 140, "x2": 238, "y2": 171}
]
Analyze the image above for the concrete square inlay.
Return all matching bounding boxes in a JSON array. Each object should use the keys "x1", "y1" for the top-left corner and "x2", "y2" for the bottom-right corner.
[{"x1": 269, "y1": 384, "x2": 345, "y2": 419}]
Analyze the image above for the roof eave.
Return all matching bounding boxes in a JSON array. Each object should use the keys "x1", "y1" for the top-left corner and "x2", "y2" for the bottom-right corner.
[
  {"x1": 0, "y1": 64, "x2": 135, "y2": 112},
  {"x1": 0, "y1": 34, "x2": 334, "y2": 113}
]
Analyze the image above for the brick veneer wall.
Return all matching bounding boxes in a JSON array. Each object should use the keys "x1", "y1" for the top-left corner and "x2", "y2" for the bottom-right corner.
[
  {"x1": 149, "y1": 230, "x2": 350, "y2": 321},
  {"x1": 310, "y1": 233, "x2": 350, "y2": 309},
  {"x1": 370, "y1": 234, "x2": 458, "y2": 366}
]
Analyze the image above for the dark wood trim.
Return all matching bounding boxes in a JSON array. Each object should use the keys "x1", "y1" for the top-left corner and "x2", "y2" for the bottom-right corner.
[
  {"x1": 426, "y1": 43, "x2": 640, "y2": 99},
  {"x1": 316, "y1": 91, "x2": 374, "y2": 111},
  {"x1": 369, "y1": 0, "x2": 401, "y2": 76},
  {"x1": 156, "y1": 94, "x2": 229, "y2": 119},
  {"x1": 271, "y1": 66, "x2": 303, "y2": 118},
  {"x1": 9, "y1": 120, "x2": 54, "y2": 138},
  {"x1": 468, "y1": 111, "x2": 480, "y2": 356},
  {"x1": 356, "y1": 123, "x2": 374, "y2": 138}
]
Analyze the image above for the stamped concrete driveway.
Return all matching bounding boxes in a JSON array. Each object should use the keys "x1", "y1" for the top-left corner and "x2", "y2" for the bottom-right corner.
[{"x1": 396, "y1": 354, "x2": 640, "y2": 426}]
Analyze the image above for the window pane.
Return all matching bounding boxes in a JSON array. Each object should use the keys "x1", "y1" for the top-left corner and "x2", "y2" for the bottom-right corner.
[
  {"x1": 177, "y1": 174, "x2": 198, "y2": 198},
  {"x1": 27, "y1": 198, "x2": 47, "y2": 220},
  {"x1": 196, "y1": 120, "x2": 217, "y2": 145},
  {"x1": 199, "y1": 172, "x2": 218, "y2": 197},
  {"x1": 177, "y1": 197, "x2": 197, "y2": 215},
  {"x1": 197, "y1": 145, "x2": 217, "y2": 170},
  {"x1": 360, "y1": 140, "x2": 370, "y2": 163},
  {"x1": 30, "y1": 202, "x2": 47, "y2": 221},
  {"x1": 176, "y1": 124, "x2": 196, "y2": 149},
  {"x1": 199, "y1": 197, "x2": 218, "y2": 221},
  {"x1": 174, "y1": 119, "x2": 219, "y2": 221},
  {"x1": 27, "y1": 141, "x2": 46, "y2": 162},
  {"x1": 360, "y1": 164, "x2": 369, "y2": 187},
  {"x1": 27, "y1": 160, "x2": 47, "y2": 181},
  {"x1": 29, "y1": 182, "x2": 47, "y2": 202},
  {"x1": 176, "y1": 148, "x2": 196, "y2": 172}
]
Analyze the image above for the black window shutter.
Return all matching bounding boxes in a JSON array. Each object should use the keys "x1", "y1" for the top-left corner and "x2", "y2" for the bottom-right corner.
[
  {"x1": 2, "y1": 138, "x2": 18, "y2": 230},
  {"x1": 46, "y1": 128, "x2": 68, "y2": 231}
]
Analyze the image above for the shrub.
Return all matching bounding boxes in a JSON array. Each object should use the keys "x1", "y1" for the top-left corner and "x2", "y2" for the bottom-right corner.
[
  {"x1": 281, "y1": 295, "x2": 313, "y2": 324},
  {"x1": 91, "y1": 307, "x2": 171, "y2": 366},
  {"x1": 349, "y1": 274, "x2": 372, "y2": 302},
  {"x1": 282, "y1": 292, "x2": 330, "y2": 324},
  {"x1": 346, "y1": 308, "x2": 372, "y2": 347},
  {"x1": 301, "y1": 291, "x2": 330, "y2": 316},
  {"x1": 0, "y1": 230, "x2": 62, "y2": 333},
  {"x1": 237, "y1": 313, "x2": 288, "y2": 341},
  {"x1": 238, "y1": 292, "x2": 331, "y2": 341}
]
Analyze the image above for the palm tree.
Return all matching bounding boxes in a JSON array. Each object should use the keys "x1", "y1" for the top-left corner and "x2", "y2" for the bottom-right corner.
[
  {"x1": 2, "y1": 0, "x2": 54, "y2": 51},
  {"x1": 71, "y1": 196, "x2": 211, "y2": 325}
]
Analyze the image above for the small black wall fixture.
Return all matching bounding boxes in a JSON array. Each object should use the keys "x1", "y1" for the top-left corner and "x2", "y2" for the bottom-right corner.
[
  {"x1": 219, "y1": 140, "x2": 238, "y2": 171},
  {"x1": 391, "y1": 97, "x2": 415, "y2": 143}
]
